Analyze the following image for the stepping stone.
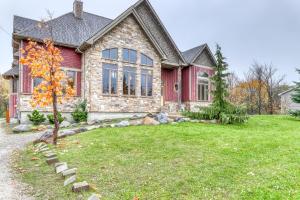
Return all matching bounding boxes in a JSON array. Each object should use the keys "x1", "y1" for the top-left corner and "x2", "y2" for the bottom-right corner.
[
  {"x1": 62, "y1": 168, "x2": 77, "y2": 177},
  {"x1": 44, "y1": 153, "x2": 57, "y2": 158},
  {"x1": 39, "y1": 147, "x2": 50, "y2": 152},
  {"x1": 46, "y1": 157, "x2": 59, "y2": 165},
  {"x1": 54, "y1": 162, "x2": 66, "y2": 168},
  {"x1": 64, "y1": 175, "x2": 76, "y2": 186},
  {"x1": 35, "y1": 143, "x2": 46, "y2": 148},
  {"x1": 56, "y1": 163, "x2": 68, "y2": 173},
  {"x1": 72, "y1": 181, "x2": 89, "y2": 192},
  {"x1": 88, "y1": 193, "x2": 100, "y2": 200}
]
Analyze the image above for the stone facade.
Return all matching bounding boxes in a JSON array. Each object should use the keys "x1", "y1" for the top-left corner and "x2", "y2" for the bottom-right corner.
[
  {"x1": 184, "y1": 101, "x2": 212, "y2": 112},
  {"x1": 84, "y1": 15, "x2": 162, "y2": 120}
]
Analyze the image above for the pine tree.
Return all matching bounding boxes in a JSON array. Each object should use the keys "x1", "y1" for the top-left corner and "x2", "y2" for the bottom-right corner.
[
  {"x1": 291, "y1": 69, "x2": 300, "y2": 103},
  {"x1": 211, "y1": 44, "x2": 230, "y2": 116}
]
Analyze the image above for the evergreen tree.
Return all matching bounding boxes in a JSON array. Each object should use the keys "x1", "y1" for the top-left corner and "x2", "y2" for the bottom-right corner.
[
  {"x1": 211, "y1": 44, "x2": 230, "y2": 116},
  {"x1": 291, "y1": 69, "x2": 300, "y2": 103}
]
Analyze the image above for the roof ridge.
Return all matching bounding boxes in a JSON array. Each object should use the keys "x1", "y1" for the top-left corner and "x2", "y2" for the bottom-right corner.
[
  {"x1": 182, "y1": 43, "x2": 207, "y2": 53},
  {"x1": 83, "y1": 11, "x2": 113, "y2": 21}
]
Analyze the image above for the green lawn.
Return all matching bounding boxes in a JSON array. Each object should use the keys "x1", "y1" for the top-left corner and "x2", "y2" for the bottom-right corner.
[{"x1": 16, "y1": 115, "x2": 300, "y2": 199}]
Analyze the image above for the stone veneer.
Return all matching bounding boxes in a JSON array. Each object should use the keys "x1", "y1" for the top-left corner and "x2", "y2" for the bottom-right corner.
[
  {"x1": 84, "y1": 15, "x2": 162, "y2": 120},
  {"x1": 184, "y1": 101, "x2": 212, "y2": 112}
]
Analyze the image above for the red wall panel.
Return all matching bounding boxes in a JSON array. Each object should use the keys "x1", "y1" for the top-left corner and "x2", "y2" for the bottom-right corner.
[{"x1": 182, "y1": 67, "x2": 190, "y2": 102}]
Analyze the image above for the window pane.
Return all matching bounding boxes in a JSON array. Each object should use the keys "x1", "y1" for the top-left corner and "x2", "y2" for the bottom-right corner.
[
  {"x1": 129, "y1": 50, "x2": 137, "y2": 63},
  {"x1": 123, "y1": 49, "x2": 129, "y2": 62},
  {"x1": 197, "y1": 84, "x2": 201, "y2": 100},
  {"x1": 141, "y1": 54, "x2": 147, "y2": 65},
  {"x1": 141, "y1": 74, "x2": 146, "y2": 96},
  {"x1": 33, "y1": 78, "x2": 43, "y2": 88},
  {"x1": 147, "y1": 75, "x2": 153, "y2": 96},
  {"x1": 123, "y1": 72, "x2": 129, "y2": 95},
  {"x1": 205, "y1": 85, "x2": 209, "y2": 100},
  {"x1": 130, "y1": 73, "x2": 136, "y2": 95},
  {"x1": 110, "y1": 48, "x2": 118, "y2": 60},
  {"x1": 148, "y1": 57, "x2": 153, "y2": 66},
  {"x1": 111, "y1": 70, "x2": 117, "y2": 94},
  {"x1": 103, "y1": 68, "x2": 110, "y2": 94},
  {"x1": 102, "y1": 49, "x2": 109, "y2": 59},
  {"x1": 67, "y1": 71, "x2": 76, "y2": 89}
]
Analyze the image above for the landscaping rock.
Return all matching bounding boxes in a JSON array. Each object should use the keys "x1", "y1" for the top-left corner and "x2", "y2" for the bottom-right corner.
[
  {"x1": 88, "y1": 194, "x2": 100, "y2": 200},
  {"x1": 59, "y1": 130, "x2": 76, "y2": 138},
  {"x1": 46, "y1": 157, "x2": 59, "y2": 165},
  {"x1": 155, "y1": 112, "x2": 169, "y2": 124},
  {"x1": 88, "y1": 120, "x2": 100, "y2": 125},
  {"x1": 56, "y1": 163, "x2": 68, "y2": 173},
  {"x1": 86, "y1": 125, "x2": 98, "y2": 131},
  {"x1": 115, "y1": 120, "x2": 130, "y2": 127},
  {"x1": 72, "y1": 181, "x2": 89, "y2": 192},
  {"x1": 71, "y1": 123, "x2": 78, "y2": 127},
  {"x1": 37, "y1": 125, "x2": 47, "y2": 131},
  {"x1": 142, "y1": 117, "x2": 159, "y2": 125},
  {"x1": 12, "y1": 124, "x2": 33, "y2": 133},
  {"x1": 129, "y1": 119, "x2": 143, "y2": 126},
  {"x1": 60, "y1": 121, "x2": 71, "y2": 128},
  {"x1": 62, "y1": 168, "x2": 77, "y2": 177},
  {"x1": 64, "y1": 175, "x2": 76, "y2": 186},
  {"x1": 44, "y1": 152, "x2": 57, "y2": 158},
  {"x1": 35, "y1": 130, "x2": 53, "y2": 143},
  {"x1": 46, "y1": 125, "x2": 53, "y2": 129},
  {"x1": 167, "y1": 118, "x2": 174, "y2": 123},
  {"x1": 55, "y1": 162, "x2": 67, "y2": 168}
]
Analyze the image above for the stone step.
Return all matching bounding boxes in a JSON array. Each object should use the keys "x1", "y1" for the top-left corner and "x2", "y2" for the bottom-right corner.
[
  {"x1": 46, "y1": 157, "x2": 59, "y2": 165},
  {"x1": 72, "y1": 181, "x2": 89, "y2": 192},
  {"x1": 64, "y1": 175, "x2": 76, "y2": 186},
  {"x1": 62, "y1": 168, "x2": 77, "y2": 177},
  {"x1": 56, "y1": 163, "x2": 68, "y2": 174}
]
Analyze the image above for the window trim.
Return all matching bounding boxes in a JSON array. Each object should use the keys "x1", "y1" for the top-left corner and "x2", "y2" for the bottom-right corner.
[
  {"x1": 196, "y1": 72, "x2": 210, "y2": 102},
  {"x1": 122, "y1": 48, "x2": 137, "y2": 64},
  {"x1": 102, "y1": 63, "x2": 118, "y2": 96},
  {"x1": 141, "y1": 69, "x2": 153, "y2": 97},
  {"x1": 141, "y1": 53, "x2": 154, "y2": 67},
  {"x1": 102, "y1": 48, "x2": 118, "y2": 61}
]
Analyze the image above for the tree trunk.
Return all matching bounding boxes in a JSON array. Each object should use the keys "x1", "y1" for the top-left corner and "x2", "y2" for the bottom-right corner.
[{"x1": 52, "y1": 92, "x2": 59, "y2": 145}]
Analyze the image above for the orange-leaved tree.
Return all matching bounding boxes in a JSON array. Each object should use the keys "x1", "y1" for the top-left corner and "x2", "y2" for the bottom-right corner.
[{"x1": 20, "y1": 39, "x2": 75, "y2": 144}]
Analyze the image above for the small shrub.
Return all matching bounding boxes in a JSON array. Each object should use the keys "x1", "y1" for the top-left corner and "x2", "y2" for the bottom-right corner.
[
  {"x1": 27, "y1": 110, "x2": 46, "y2": 125},
  {"x1": 183, "y1": 104, "x2": 248, "y2": 124},
  {"x1": 289, "y1": 110, "x2": 300, "y2": 118},
  {"x1": 47, "y1": 112, "x2": 64, "y2": 124},
  {"x1": 72, "y1": 100, "x2": 88, "y2": 123}
]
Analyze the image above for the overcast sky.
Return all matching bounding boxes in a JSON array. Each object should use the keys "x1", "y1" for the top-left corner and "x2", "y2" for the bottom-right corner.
[{"x1": 1, "y1": 0, "x2": 299, "y2": 83}]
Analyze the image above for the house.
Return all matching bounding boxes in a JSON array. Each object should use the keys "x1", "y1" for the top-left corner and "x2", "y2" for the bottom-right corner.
[
  {"x1": 279, "y1": 88, "x2": 300, "y2": 113},
  {"x1": 3, "y1": 0, "x2": 216, "y2": 124}
]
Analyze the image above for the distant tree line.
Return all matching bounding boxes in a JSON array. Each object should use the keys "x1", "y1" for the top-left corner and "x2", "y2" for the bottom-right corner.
[
  {"x1": 227, "y1": 62, "x2": 290, "y2": 115},
  {"x1": 0, "y1": 75, "x2": 9, "y2": 118}
]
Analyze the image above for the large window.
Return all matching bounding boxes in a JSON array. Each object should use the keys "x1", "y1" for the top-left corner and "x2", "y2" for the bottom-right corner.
[
  {"x1": 33, "y1": 77, "x2": 43, "y2": 88},
  {"x1": 197, "y1": 72, "x2": 209, "y2": 101},
  {"x1": 122, "y1": 48, "x2": 137, "y2": 63},
  {"x1": 141, "y1": 69, "x2": 153, "y2": 97},
  {"x1": 102, "y1": 48, "x2": 118, "y2": 60},
  {"x1": 66, "y1": 71, "x2": 76, "y2": 90},
  {"x1": 141, "y1": 53, "x2": 153, "y2": 66},
  {"x1": 123, "y1": 67, "x2": 136, "y2": 96},
  {"x1": 103, "y1": 63, "x2": 118, "y2": 95}
]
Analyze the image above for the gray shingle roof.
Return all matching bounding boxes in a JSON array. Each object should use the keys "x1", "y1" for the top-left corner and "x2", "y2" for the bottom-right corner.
[
  {"x1": 3, "y1": 67, "x2": 19, "y2": 79},
  {"x1": 182, "y1": 44, "x2": 206, "y2": 64},
  {"x1": 14, "y1": 12, "x2": 112, "y2": 47}
]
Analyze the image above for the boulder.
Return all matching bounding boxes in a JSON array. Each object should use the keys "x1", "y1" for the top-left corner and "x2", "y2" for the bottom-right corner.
[
  {"x1": 115, "y1": 121, "x2": 130, "y2": 127},
  {"x1": 59, "y1": 130, "x2": 76, "y2": 138},
  {"x1": 37, "y1": 125, "x2": 47, "y2": 131},
  {"x1": 142, "y1": 117, "x2": 159, "y2": 126},
  {"x1": 12, "y1": 124, "x2": 33, "y2": 133},
  {"x1": 62, "y1": 168, "x2": 77, "y2": 177},
  {"x1": 72, "y1": 181, "x2": 89, "y2": 192},
  {"x1": 129, "y1": 119, "x2": 143, "y2": 126},
  {"x1": 155, "y1": 112, "x2": 169, "y2": 124},
  {"x1": 60, "y1": 121, "x2": 71, "y2": 128},
  {"x1": 56, "y1": 163, "x2": 68, "y2": 173}
]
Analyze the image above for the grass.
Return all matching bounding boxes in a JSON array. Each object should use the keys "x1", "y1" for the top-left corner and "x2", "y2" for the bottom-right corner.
[{"x1": 15, "y1": 115, "x2": 300, "y2": 199}]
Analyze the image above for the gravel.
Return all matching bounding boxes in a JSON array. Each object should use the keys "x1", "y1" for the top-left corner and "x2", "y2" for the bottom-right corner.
[{"x1": 0, "y1": 120, "x2": 42, "y2": 200}]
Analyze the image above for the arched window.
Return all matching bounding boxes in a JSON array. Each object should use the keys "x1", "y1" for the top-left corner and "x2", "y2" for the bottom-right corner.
[
  {"x1": 122, "y1": 48, "x2": 137, "y2": 63},
  {"x1": 102, "y1": 48, "x2": 118, "y2": 60},
  {"x1": 197, "y1": 72, "x2": 209, "y2": 101},
  {"x1": 141, "y1": 53, "x2": 153, "y2": 66}
]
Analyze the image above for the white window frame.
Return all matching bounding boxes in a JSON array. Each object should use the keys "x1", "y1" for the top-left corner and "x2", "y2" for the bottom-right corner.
[{"x1": 197, "y1": 72, "x2": 210, "y2": 102}]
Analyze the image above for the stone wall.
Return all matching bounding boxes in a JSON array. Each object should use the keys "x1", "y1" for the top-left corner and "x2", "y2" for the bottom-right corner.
[
  {"x1": 84, "y1": 15, "x2": 162, "y2": 117},
  {"x1": 184, "y1": 101, "x2": 212, "y2": 112}
]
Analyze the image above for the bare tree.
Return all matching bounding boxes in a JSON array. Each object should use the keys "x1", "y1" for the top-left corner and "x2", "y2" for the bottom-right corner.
[
  {"x1": 263, "y1": 64, "x2": 285, "y2": 114},
  {"x1": 226, "y1": 72, "x2": 240, "y2": 103},
  {"x1": 250, "y1": 62, "x2": 264, "y2": 115}
]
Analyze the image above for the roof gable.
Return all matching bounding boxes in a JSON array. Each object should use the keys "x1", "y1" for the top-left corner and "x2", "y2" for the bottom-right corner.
[
  {"x1": 79, "y1": 5, "x2": 166, "y2": 59},
  {"x1": 182, "y1": 44, "x2": 216, "y2": 67}
]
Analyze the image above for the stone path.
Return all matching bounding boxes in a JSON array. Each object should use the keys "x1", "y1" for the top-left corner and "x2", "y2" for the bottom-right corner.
[{"x1": 0, "y1": 119, "x2": 42, "y2": 200}]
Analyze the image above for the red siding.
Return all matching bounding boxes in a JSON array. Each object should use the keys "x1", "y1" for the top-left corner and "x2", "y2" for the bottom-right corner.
[
  {"x1": 77, "y1": 72, "x2": 82, "y2": 96},
  {"x1": 9, "y1": 94, "x2": 17, "y2": 118},
  {"x1": 21, "y1": 40, "x2": 82, "y2": 94},
  {"x1": 190, "y1": 66, "x2": 215, "y2": 101},
  {"x1": 161, "y1": 68, "x2": 178, "y2": 102},
  {"x1": 182, "y1": 67, "x2": 190, "y2": 102}
]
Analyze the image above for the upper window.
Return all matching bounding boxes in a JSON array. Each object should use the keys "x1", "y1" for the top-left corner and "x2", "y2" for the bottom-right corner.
[
  {"x1": 123, "y1": 67, "x2": 136, "y2": 96},
  {"x1": 197, "y1": 72, "x2": 209, "y2": 101},
  {"x1": 141, "y1": 53, "x2": 153, "y2": 66},
  {"x1": 122, "y1": 48, "x2": 137, "y2": 63},
  {"x1": 102, "y1": 48, "x2": 118, "y2": 60},
  {"x1": 141, "y1": 69, "x2": 153, "y2": 97},
  {"x1": 33, "y1": 77, "x2": 43, "y2": 89},
  {"x1": 103, "y1": 63, "x2": 118, "y2": 95}
]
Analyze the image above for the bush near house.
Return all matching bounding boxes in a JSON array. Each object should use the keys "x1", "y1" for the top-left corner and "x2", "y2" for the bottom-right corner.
[
  {"x1": 27, "y1": 110, "x2": 46, "y2": 125},
  {"x1": 47, "y1": 112, "x2": 64, "y2": 124},
  {"x1": 72, "y1": 100, "x2": 88, "y2": 123}
]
